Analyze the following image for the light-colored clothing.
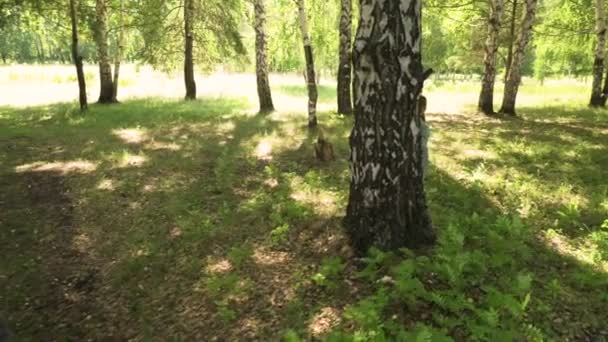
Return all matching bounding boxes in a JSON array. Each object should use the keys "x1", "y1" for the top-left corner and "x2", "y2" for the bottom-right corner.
[{"x1": 421, "y1": 122, "x2": 431, "y2": 177}]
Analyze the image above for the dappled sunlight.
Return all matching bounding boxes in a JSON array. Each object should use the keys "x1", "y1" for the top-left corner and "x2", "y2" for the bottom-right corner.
[
  {"x1": 252, "y1": 246, "x2": 291, "y2": 266},
  {"x1": 96, "y1": 178, "x2": 115, "y2": 191},
  {"x1": 289, "y1": 176, "x2": 340, "y2": 217},
  {"x1": 118, "y1": 154, "x2": 147, "y2": 168},
  {"x1": 463, "y1": 148, "x2": 496, "y2": 160},
  {"x1": 145, "y1": 140, "x2": 181, "y2": 151},
  {"x1": 106, "y1": 150, "x2": 149, "y2": 168},
  {"x1": 205, "y1": 258, "x2": 233, "y2": 274},
  {"x1": 308, "y1": 307, "x2": 341, "y2": 336},
  {"x1": 541, "y1": 230, "x2": 608, "y2": 273},
  {"x1": 2, "y1": 66, "x2": 607, "y2": 340},
  {"x1": 15, "y1": 160, "x2": 98, "y2": 174},
  {"x1": 291, "y1": 189, "x2": 339, "y2": 217},
  {"x1": 236, "y1": 317, "x2": 262, "y2": 339},
  {"x1": 255, "y1": 139, "x2": 274, "y2": 161},
  {"x1": 113, "y1": 128, "x2": 149, "y2": 144}
]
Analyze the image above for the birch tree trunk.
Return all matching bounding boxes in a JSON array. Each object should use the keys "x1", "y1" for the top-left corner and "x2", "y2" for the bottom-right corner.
[
  {"x1": 601, "y1": 64, "x2": 608, "y2": 106},
  {"x1": 69, "y1": 0, "x2": 87, "y2": 111},
  {"x1": 478, "y1": 0, "x2": 504, "y2": 115},
  {"x1": 184, "y1": 0, "x2": 197, "y2": 100},
  {"x1": 344, "y1": 0, "x2": 435, "y2": 253},
  {"x1": 590, "y1": 0, "x2": 607, "y2": 107},
  {"x1": 504, "y1": 0, "x2": 518, "y2": 82},
  {"x1": 112, "y1": 0, "x2": 124, "y2": 103},
  {"x1": 95, "y1": 0, "x2": 115, "y2": 103},
  {"x1": 296, "y1": 0, "x2": 318, "y2": 128},
  {"x1": 337, "y1": 0, "x2": 353, "y2": 115},
  {"x1": 499, "y1": 0, "x2": 537, "y2": 116},
  {"x1": 254, "y1": 0, "x2": 274, "y2": 113}
]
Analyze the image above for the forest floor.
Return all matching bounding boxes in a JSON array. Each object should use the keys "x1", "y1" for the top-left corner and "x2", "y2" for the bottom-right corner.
[{"x1": 1, "y1": 68, "x2": 607, "y2": 340}]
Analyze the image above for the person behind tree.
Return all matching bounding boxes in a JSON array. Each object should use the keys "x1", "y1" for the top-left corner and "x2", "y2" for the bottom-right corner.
[{"x1": 418, "y1": 95, "x2": 430, "y2": 177}]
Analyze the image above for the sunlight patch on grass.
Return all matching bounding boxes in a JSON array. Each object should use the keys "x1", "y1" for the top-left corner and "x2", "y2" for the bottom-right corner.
[
  {"x1": 113, "y1": 127, "x2": 149, "y2": 144},
  {"x1": 96, "y1": 178, "x2": 116, "y2": 191},
  {"x1": 255, "y1": 139, "x2": 274, "y2": 161},
  {"x1": 206, "y1": 258, "x2": 233, "y2": 274},
  {"x1": 252, "y1": 246, "x2": 291, "y2": 266},
  {"x1": 288, "y1": 175, "x2": 340, "y2": 217},
  {"x1": 308, "y1": 307, "x2": 341, "y2": 337},
  {"x1": 15, "y1": 160, "x2": 98, "y2": 174},
  {"x1": 541, "y1": 229, "x2": 608, "y2": 273},
  {"x1": 107, "y1": 150, "x2": 149, "y2": 168}
]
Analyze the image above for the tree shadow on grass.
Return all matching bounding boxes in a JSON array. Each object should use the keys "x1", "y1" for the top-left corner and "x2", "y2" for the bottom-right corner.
[
  {"x1": 2, "y1": 99, "x2": 607, "y2": 340},
  {"x1": 430, "y1": 108, "x2": 608, "y2": 241},
  {"x1": 0, "y1": 97, "x2": 271, "y2": 339},
  {"x1": 424, "y1": 166, "x2": 608, "y2": 339}
]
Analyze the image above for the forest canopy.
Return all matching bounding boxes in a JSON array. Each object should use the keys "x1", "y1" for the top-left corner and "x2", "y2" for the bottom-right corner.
[{"x1": 0, "y1": 0, "x2": 596, "y2": 78}]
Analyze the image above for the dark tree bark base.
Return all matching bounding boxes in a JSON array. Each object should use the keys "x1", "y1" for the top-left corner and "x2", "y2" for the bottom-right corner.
[
  {"x1": 499, "y1": 106, "x2": 517, "y2": 116},
  {"x1": 478, "y1": 101, "x2": 496, "y2": 116}
]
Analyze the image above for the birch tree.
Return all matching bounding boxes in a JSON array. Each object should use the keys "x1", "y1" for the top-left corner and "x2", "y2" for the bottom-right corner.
[
  {"x1": 95, "y1": 0, "x2": 115, "y2": 103},
  {"x1": 69, "y1": 0, "x2": 87, "y2": 111},
  {"x1": 590, "y1": 0, "x2": 606, "y2": 107},
  {"x1": 344, "y1": 0, "x2": 435, "y2": 253},
  {"x1": 337, "y1": 0, "x2": 352, "y2": 115},
  {"x1": 499, "y1": 0, "x2": 538, "y2": 116},
  {"x1": 253, "y1": 0, "x2": 274, "y2": 113},
  {"x1": 184, "y1": 0, "x2": 196, "y2": 100},
  {"x1": 478, "y1": 0, "x2": 504, "y2": 115},
  {"x1": 296, "y1": 0, "x2": 318, "y2": 128},
  {"x1": 112, "y1": 0, "x2": 125, "y2": 102}
]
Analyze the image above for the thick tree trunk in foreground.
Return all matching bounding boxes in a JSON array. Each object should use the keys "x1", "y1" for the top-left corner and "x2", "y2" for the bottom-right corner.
[
  {"x1": 184, "y1": 0, "x2": 196, "y2": 100},
  {"x1": 344, "y1": 0, "x2": 435, "y2": 254},
  {"x1": 95, "y1": 0, "x2": 115, "y2": 103},
  {"x1": 112, "y1": 0, "x2": 124, "y2": 102},
  {"x1": 254, "y1": 0, "x2": 274, "y2": 113},
  {"x1": 504, "y1": 0, "x2": 518, "y2": 82},
  {"x1": 297, "y1": 0, "x2": 318, "y2": 128},
  {"x1": 69, "y1": 0, "x2": 87, "y2": 111},
  {"x1": 590, "y1": 0, "x2": 607, "y2": 107},
  {"x1": 337, "y1": 0, "x2": 353, "y2": 115},
  {"x1": 499, "y1": 0, "x2": 537, "y2": 116},
  {"x1": 478, "y1": 0, "x2": 504, "y2": 115}
]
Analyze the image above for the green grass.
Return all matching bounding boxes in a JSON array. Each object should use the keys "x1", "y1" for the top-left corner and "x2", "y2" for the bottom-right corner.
[
  {"x1": 0, "y1": 83, "x2": 607, "y2": 340},
  {"x1": 274, "y1": 83, "x2": 336, "y2": 104}
]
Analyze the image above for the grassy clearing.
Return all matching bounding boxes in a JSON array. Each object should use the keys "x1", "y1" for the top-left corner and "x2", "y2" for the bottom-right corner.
[
  {"x1": 0, "y1": 83, "x2": 607, "y2": 340},
  {"x1": 274, "y1": 83, "x2": 336, "y2": 104}
]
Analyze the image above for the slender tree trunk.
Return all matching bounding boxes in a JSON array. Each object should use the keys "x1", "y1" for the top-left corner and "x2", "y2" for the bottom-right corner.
[
  {"x1": 344, "y1": 0, "x2": 435, "y2": 253},
  {"x1": 337, "y1": 0, "x2": 353, "y2": 115},
  {"x1": 478, "y1": 0, "x2": 505, "y2": 115},
  {"x1": 602, "y1": 64, "x2": 608, "y2": 106},
  {"x1": 36, "y1": 35, "x2": 45, "y2": 63},
  {"x1": 184, "y1": 0, "x2": 196, "y2": 100},
  {"x1": 296, "y1": 0, "x2": 318, "y2": 128},
  {"x1": 254, "y1": 0, "x2": 274, "y2": 113},
  {"x1": 112, "y1": 0, "x2": 124, "y2": 102},
  {"x1": 504, "y1": 0, "x2": 518, "y2": 82},
  {"x1": 95, "y1": 0, "x2": 115, "y2": 103},
  {"x1": 69, "y1": 0, "x2": 87, "y2": 111},
  {"x1": 590, "y1": 0, "x2": 607, "y2": 107},
  {"x1": 499, "y1": 0, "x2": 537, "y2": 116}
]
